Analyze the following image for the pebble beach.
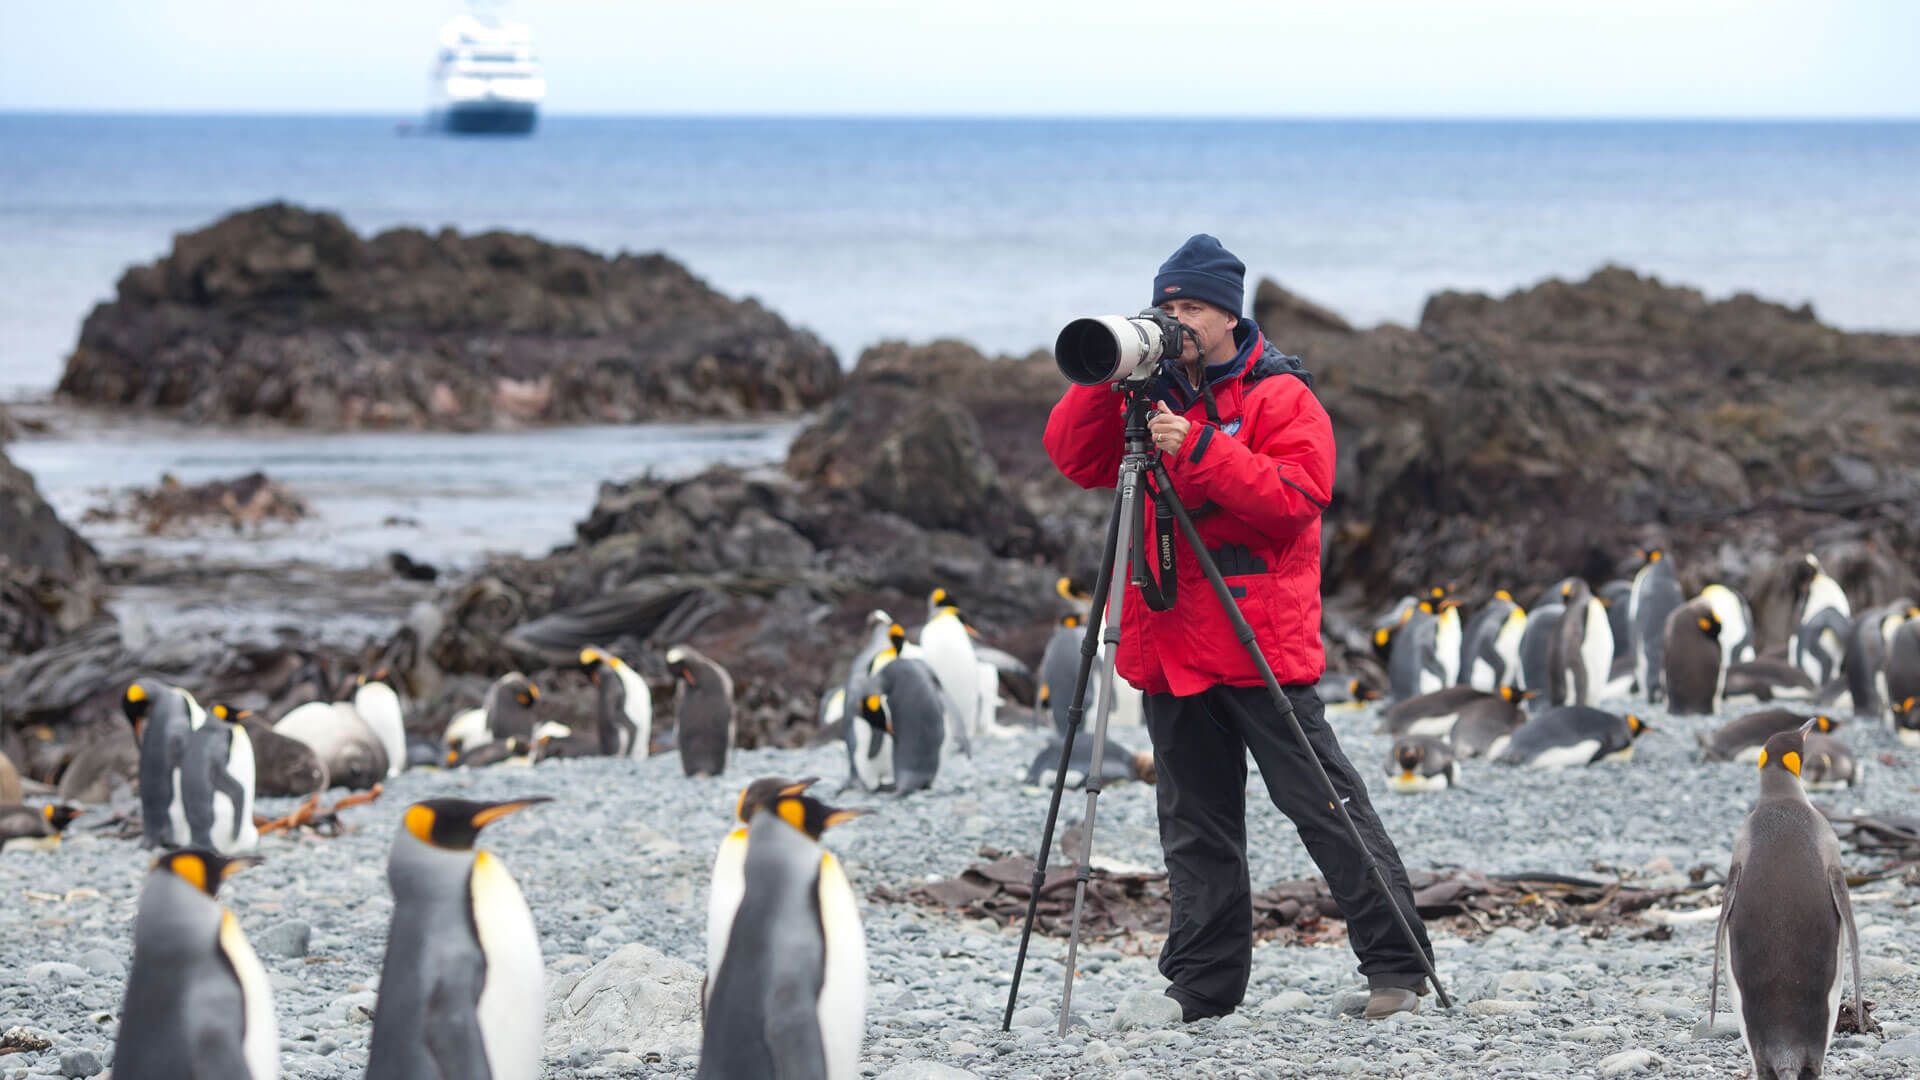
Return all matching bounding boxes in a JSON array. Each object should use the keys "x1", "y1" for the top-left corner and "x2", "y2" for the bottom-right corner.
[{"x1": 6, "y1": 686, "x2": 1918, "y2": 1079}]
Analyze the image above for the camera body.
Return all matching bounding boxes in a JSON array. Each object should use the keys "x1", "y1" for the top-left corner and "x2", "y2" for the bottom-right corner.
[{"x1": 1054, "y1": 308, "x2": 1195, "y2": 386}]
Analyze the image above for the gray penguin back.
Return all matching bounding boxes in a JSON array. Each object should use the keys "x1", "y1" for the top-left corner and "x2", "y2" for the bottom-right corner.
[{"x1": 698, "y1": 811, "x2": 829, "y2": 1080}]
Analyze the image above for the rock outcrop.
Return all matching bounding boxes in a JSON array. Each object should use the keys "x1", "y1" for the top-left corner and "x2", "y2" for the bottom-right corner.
[
  {"x1": 0, "y1": 448, "x2": 103, "y2": 658},
  {"x1": 380, "y1": 341, "x2": 1083, "y2": 748},
  {"x1": 1255, "y1": 267, "x2": 1920, "y2": 641},
  {"x1": 58, "y1": 203, "x2": 843, "y2": 429},
  {"x1": 406, "y1": 269, "x2": 1918, "y2": 745},
  {"x1": 82, "y1": 471, "x2": 309, "y2": 535},
  {"x1": 26, "y1": 258, "x2": 1920, "y2": 762}
]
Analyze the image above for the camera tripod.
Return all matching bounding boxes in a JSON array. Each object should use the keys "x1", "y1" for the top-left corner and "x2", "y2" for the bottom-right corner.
[{"x1": 1001, "y1": 384, "x2": 1450, "y2": 1036}]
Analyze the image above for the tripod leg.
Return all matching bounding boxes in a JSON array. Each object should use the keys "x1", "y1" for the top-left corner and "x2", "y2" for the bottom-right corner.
[
  {"x1": 1056, "y1": 465, "x2": 1141, "y2": 1035},
  {"x1": 1001, "y1": 484, "x2": 1127, "y2": 1032},
  {"x1": 1146, "y1": 459, "x2": 1451, "y2": 1010}
]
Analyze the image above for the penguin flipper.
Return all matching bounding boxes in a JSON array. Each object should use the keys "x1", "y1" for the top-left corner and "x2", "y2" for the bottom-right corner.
[
  {"x1": 1709, "y1": 861, "x2": 1740, "y2": 1023},
  {"x1": 208, "y1": 755, "x2": 249, "y2": 846},
  {"x1": 423, "y1": 971, "x2": 493, "y2": 1080},
  {"x1": 1829, "y1": 861, "x2": 1864, "y2": 1030}
]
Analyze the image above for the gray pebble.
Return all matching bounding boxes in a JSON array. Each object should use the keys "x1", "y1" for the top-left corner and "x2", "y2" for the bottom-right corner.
[
  {"x1": 1880, "y1": 1035, "x2": 1920, "y2": 1058},
  {"x1": 255, "y1": 920, "x2": 312, "y2": 960},
  {"x1": 1599, "y1": 1048, "x2": 1660, "y2": 1075},
  {"x1": 1108, "y1": 992, "x2": 1182, "y2": 1032},
  {"x1": 56, "y1": 1050, "x2": 100, "y2": 1079},
  {"x1": 1258, "y1": 990, "x2": 1315, "y2": 1014},
  {"x1": 877, "y1": 1065, "x2": 979, "y2": 1080},
  {"x1": 1690, "y1": 1013, "x2": 1741, "y2": 1041},
  {"x1": 22, "y1": 963, "x2": 86, "y2": 988},
  {"x1": 1010, "y1": 1005, "x2": 1050, "y2": 1029}
]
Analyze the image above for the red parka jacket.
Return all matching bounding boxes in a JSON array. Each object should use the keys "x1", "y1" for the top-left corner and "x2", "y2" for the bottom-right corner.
[{"x1": 1042, "y1": 320, "x2": 1333, "y2": 696}]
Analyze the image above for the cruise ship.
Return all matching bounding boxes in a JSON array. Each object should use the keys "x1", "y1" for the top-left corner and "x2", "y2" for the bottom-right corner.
[{"x1": 427, "y1": 12, "x2": 545, "y2": 135}]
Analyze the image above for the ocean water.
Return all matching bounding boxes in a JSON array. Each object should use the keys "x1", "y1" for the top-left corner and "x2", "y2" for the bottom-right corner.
[
  {"x1": 3, "y1": 115, "x2": 1918, "y2": 577},
  {"x1": 4, "y1": 114, "x2": 1919, "y2": 400},
  {"x1": 8, "y1": 407, "x2": 801, "y2": 570}
]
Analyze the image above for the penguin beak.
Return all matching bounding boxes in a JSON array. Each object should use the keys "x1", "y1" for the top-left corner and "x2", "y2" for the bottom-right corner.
[
  {"x1": 780, "y1": 778, "x2": 820, "y2": 796},
  {"x1": 470, "y1": 797, "x2": 554, "y2": 828},
  {"x1": 1797, "y1": 717, "x2": 1820, "y2": 736},
  {"x1": 823, "y1": 807, "x2": 869, "y2": 829},
  {"x1": 219, "y1": 855, "x2": 266, "y2": 881}
]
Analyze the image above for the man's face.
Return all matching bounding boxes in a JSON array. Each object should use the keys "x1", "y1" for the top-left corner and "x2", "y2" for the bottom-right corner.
[{"x1": 1157, "y1": 298, "x2": 1237, "y2": 364}]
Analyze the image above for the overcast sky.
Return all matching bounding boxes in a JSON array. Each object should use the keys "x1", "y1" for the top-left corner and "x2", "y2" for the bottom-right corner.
[{"x1": 2, "y1": 0, "x2": 1915, "y2": 117}]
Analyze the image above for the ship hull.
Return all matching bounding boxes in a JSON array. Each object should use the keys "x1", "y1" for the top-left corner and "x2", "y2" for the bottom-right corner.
[{"x1": 430, "y1": 101, "x2": 538, "y2": 135}]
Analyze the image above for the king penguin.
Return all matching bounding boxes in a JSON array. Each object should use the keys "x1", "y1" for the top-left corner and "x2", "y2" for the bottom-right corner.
[
  {"x1": 1628, "y1": 550, "x2": 1685, "y2": 702},
  {"x1": 181, "y1": 703, "x2": 260, "y2": 854},
  {"x1": 1664, "y1": 598, "x2": 1728, "y2": 715},
  {"x1": 1386, "y1": 600, "x2": 1448, "y2": 702},
  {"x1": 114, "y1": 849, "x2": 277, "y2": 1080},
  {"x1": 1841, "y1": 602, "x2": 1914, "y2": 726},
  {"x1": 124, "y1": 679, "x2": 198, "y2": 849},
  {"x1": 1447, "y1": 687, "x2": 1530, "y2": 760},
  {"x1": 1548, "y1": 578, "x2": 1613, "y2": 708},
  {"x1": 701, "y1": 778, "x2": 867, "y2": 1080},
  {"x1": 1377, "y1": 685, "x2": 1501, "y2": 738},
  {"x1": 1710, "y1": 720, "x2": 1862, "y2": 1080},
  {"x1": 1036, "y1": 613, "x2": 1094, "y2": 735},
  {"x1": 836, "y1": 614, "x2": 898, "y2": 793},
  {"x1": 444, "y1": 672, "x2": 542, "y2": 756},
  {"x1": 1882, "y1": 615, "x2": 1920, "y2": 745},
  {"x1": 1385, "y1": 735, "x2": 1460, "y2": 793},
  {"x1": 1698, "y1": 709, "x2": 1839, "y2": 763},
  {"x1": 667, "y1": 644, "x2": 737, "y2": 778},
  {"x1": 1516, "y1": 602, "x2": 1565, "y2": 709},
  {"x1": 863, "y1": 656, "x2": 952, "y2": 795},
  {"x1": 1789, "y1": 554, "x2": 1852, "y2": 687},
  {"x1": 1800, "y1": 732, "x2": 1864, "y2": 790},
  {"x1": 367, "y1": 797, "x2": 549, "y2": 1080},
  {"x1": 919, "y1": 587, "x2": 983, "y2": 748},
  {"x1": 1703, "y1": 583, "x2": 1759, "y2": 665},
  {"x1": 1458, "y1": 591, "x2": 1525, "y2": 692},
  {"x1": 1497, "y1": 706, "x2": 1647, "y2": 768},
  {"x1": 706, "y1": 777, "x2": 865, "y2": 1007},
  {"x1": 0, "y1": 803, "x2": 82, "y2": 853},
  {"x1": 580, "y1": 647, "x2": 652, "y2": 758}
]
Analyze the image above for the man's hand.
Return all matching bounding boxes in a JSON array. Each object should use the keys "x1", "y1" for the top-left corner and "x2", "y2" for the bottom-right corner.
[{"x1": 1149, "y1": 401, "x2": 1192, "y2": 456}]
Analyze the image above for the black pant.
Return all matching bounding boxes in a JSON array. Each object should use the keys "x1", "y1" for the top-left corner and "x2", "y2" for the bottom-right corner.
[{"x1": 1144, "y1": 682, "x2": 1433, "y2": 1015}]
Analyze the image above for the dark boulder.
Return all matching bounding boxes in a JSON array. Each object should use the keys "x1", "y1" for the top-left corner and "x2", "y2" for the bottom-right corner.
[
  {"x1": 0, "y1": 446, "x2": 104, "y2": 657},
  {"x1": 58, "y1": 203, "x2": 843, "y2": 429}
]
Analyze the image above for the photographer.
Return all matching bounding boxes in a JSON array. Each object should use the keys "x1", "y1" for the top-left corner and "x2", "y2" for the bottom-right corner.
[{"x1": 1042, "y1": 235, "x2": 1434, "y2": 1022}]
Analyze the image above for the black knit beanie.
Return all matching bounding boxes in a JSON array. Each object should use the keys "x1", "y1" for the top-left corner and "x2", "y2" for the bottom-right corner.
[{"x1": 1152, "y1": 234, "x2": 1245, "y2": 315}]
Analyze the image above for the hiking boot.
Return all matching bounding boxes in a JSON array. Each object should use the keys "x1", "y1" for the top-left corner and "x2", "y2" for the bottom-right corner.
[
  {"x1": 1166, "y1": 988, "x2": 1232, "y2": 1024},
  {"x1": 1361, "y1": 986, "x2": 1420, "y2": 1019}
]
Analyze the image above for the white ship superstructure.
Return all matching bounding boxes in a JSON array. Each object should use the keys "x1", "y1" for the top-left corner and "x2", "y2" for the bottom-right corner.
[{"x1": 428, "y1": 12, "x2": 545, "y2": 135}]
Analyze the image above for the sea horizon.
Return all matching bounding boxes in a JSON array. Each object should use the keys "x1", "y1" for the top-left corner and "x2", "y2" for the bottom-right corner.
[
  {"x1": 5, "y1": 112, "x2": 1917, "y2": 398},
  {"x1": 8, "y1": 108, "x2": 1919, "y2": 122}
]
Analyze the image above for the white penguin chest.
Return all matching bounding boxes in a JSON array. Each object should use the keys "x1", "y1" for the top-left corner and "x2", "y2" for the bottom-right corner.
[
  {"x1": 816, "y1": 852, "x2": 868, "y2": 1080},
  {"x1": 705, "y1": 828, "x2": 749, "y2": 1001},
  {"x1": 471, "y1": 851, "x2": 543, "y2": 1080},
  {"x1": 221, "y1": 910, "x2": 280, "y2": 1080},
  {"x1": 613, "y1": 663, "x2": 653, "y2": 758}
]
